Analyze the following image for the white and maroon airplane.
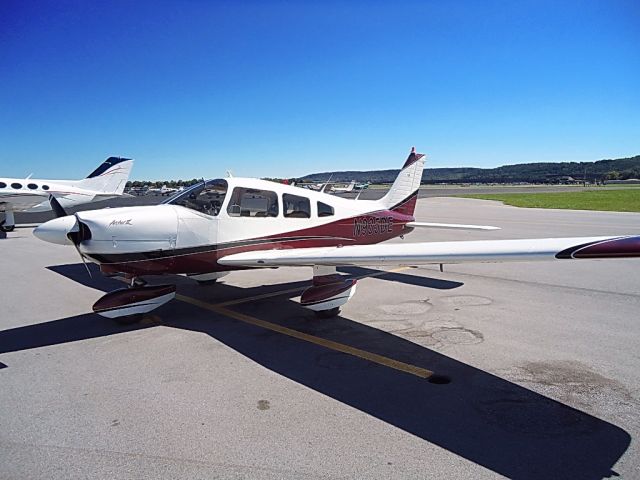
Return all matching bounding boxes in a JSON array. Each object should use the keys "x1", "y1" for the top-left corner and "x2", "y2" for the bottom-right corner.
[{"x1": 33, "y1": 148, "x2": 640, "y2": 323}]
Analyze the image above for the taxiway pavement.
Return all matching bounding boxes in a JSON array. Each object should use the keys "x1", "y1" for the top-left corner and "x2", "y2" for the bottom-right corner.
[{"x1": 2, "y1": 197, "x2": 640, "y2": 479}]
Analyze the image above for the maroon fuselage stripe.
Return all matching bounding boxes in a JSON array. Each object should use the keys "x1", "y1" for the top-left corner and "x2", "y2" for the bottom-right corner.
[{"x1": 96, "y1": 208, "x2": 414, "y2": 276}]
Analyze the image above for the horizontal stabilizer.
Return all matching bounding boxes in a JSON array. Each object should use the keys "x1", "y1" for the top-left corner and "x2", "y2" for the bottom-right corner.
[{"x1": 407, "y1": 222, "x2": 500, "y2": 231}]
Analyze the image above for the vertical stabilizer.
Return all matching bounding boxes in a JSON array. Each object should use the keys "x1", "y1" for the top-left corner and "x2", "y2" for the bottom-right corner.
[
  {"x1": 380, "y1": 148, "x2": 425, "y2": 216},
  {"x1": 75, "y1": 157, "x2": 134, "y2": 194}
]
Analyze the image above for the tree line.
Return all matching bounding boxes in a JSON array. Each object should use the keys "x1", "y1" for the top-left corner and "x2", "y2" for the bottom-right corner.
[{"x1": 126, "y1": 155, "x2": 640, "y2": 187}]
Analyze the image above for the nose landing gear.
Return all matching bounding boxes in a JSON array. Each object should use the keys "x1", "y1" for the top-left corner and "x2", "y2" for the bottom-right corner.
[{"x1": 93, "y1": 283, "x2": 176, "y2": 324}]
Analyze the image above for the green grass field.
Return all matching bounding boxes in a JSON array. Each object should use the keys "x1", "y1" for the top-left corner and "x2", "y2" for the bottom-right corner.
[{"x1": 456, "y1": 189, "x2": 640, "y2": 212}]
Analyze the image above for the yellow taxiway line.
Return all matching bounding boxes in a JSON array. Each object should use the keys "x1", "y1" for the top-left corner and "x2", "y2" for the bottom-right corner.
[{"x1": 175, "y1": 267, "x2": 433, "y2": 379}]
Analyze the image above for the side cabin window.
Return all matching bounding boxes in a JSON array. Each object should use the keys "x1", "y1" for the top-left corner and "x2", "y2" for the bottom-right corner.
[
  {"x1": 317, "y1": 201, "x2": 334, "y2": 217},
  {"x1": 0, "y1": 182, "x2": 6, "y2": 188},
  {"x1": 167, "y1": 179, "x2": 228, "y2": 216},
  {"x1": 11, "y1": 183, "x2": 22, "y2": 189},
  {"x1": 227, "y1": 187, "x2": 278, "y2": 217},
  {"x1": 283, "y1": 194, "x2": 311, "y2": 218}
]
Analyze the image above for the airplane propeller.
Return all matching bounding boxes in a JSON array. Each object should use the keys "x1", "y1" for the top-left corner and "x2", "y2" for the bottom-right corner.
[{"x1": 47, "y1": 195, "x2": 93, "y2": 277}]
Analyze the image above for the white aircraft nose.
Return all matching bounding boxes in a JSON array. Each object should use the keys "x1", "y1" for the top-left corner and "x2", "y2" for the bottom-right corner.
[{"x1": 33, "y1": 216, "x2": 78, "y2": 245}]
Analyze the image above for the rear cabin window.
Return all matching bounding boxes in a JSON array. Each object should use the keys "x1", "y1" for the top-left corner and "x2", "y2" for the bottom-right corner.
[
  {"x1": 28, "y1": 183, "x2": 38, "y2": 190},
  {"x1": 283, "y1": 194, "x2": 311, "y2": 218},
  {"x1": 42, "y1": 185, "x2": 50, "y2": 190},
  {"x1": 168, "y1": 179, "x2": 228, "y2": 216},
  {"x1": 317, "y1": 201, "x2": 334, "y2": 217},
  {"x1": 11, "y1": 183, "x2": 22, "y2": 189},
  {"x1": 227, "y1": 187, "x2": 278, "y2": 217}
]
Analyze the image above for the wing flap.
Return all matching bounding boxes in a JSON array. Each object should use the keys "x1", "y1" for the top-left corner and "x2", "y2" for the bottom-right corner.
[
  {"x1": 217, "y1": 236, "x2": 640, "y2": 267},
  {"x1": 407, "y1": 221, "x2": 500, "y2": 231}
]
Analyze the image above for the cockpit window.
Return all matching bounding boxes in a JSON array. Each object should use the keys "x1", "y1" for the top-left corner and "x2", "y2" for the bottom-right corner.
[
  {"x1": 227, "y1": 187, "x2": 278, "y2": 217},
  {"x1": 165, "y1": 179, "x2": 228, "y2": 216}
]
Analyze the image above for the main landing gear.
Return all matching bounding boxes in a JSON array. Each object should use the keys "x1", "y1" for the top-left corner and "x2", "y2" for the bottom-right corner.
[
  {"x1": 300, "y1": 266, "x2": 357, "y2": 318},
  {"x1": 0, "y1": 209, "x2": 15, "y2": 232},
  {"x1": 93, "y1": 268, "x2": 354, "y2": 324}
]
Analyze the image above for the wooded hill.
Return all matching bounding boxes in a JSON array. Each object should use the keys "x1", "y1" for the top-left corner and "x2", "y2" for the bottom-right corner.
[{"x1": 300, "y1": 155, "x2": 640, "y2": 184}]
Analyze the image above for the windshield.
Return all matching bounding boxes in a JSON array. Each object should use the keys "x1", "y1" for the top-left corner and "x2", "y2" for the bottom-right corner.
[{"x1": 164, "y1": 179, "x2": 228, "y2": 216}]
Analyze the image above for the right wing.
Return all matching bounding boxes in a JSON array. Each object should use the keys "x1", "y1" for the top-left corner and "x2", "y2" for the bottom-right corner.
[
  {"x1": 217, "y1": 236, "x2": 640, "y2": 267},
  {"x1": 407, "y1": 221, "x2": 500, "y2": 231}
]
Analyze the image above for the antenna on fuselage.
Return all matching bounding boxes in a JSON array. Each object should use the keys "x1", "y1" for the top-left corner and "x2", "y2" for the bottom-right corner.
[
  {"x1": 226, "y1": 170, "x2": 233, "y2": 178},
  {"x1": 320, "y1": 174, "x2": 333, "y2": 193}
]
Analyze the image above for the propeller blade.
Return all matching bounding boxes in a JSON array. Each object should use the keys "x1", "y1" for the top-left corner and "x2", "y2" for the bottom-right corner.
[
  {"x1": 65, "y1": 213, "x2": 92, "y2": 278},
  {"x1": 48, "y1": 195, "x2": 68, "y2": 218},
  {"x1": 74, "y1": 242, "x2": 93, "y2": 278}
]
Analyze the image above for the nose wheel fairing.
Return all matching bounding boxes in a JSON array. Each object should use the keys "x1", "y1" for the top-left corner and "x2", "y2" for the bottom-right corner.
[{"x1": 92, "y1": 284, "x2": 176, "y2": 319}]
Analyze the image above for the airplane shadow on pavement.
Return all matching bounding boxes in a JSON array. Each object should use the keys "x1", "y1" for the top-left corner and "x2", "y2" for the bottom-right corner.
[{"x1": 0, "y1": 263, "x2": 630, "y2": 480}]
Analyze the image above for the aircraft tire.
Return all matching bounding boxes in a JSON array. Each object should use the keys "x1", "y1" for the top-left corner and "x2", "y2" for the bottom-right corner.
[
  {"x1": 113, "y1": 313, "x2": 144, "y2": 325},
  {"x1": 0, "y1": 221, "x2": 14, "y2": 233},
  {"x1": 314, "y1": 307, "x2": 341, "y2": 319}
]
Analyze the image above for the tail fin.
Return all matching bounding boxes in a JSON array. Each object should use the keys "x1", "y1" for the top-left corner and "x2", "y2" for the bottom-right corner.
[
  {"x1": 76, "y1": 157, "x2": 134, "y2": 194},
  {"x1": 379, "y1": 147, "x2": 425, "y2": 216}
]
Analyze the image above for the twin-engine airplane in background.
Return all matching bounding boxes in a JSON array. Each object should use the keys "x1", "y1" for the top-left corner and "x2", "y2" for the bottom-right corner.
[
  {"x1": 0, "y1": 157, "x2": 134, "y2": 232},
  {"x1": 34, "y1": 148, "x2": 640, "y2": 322}
]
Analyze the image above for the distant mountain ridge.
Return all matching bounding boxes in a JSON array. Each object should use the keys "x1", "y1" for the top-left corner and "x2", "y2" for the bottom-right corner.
[{"x1": 300, "y1": 155, "x2": 640, "y2": 184}]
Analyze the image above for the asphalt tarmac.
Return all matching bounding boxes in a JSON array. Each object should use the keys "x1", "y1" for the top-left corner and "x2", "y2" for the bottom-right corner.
[{"x1": 2, "y1": 198, "x2": 640, "y2": 479}]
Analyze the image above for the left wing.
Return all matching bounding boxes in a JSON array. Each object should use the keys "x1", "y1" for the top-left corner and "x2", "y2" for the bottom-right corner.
[{"x1": 217, "y1": 236, "x2": 640, "y2": 267}]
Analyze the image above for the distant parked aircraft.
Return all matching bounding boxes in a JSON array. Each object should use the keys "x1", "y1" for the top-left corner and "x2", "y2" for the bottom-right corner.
[
  {"x1": 329, "y1": 180, "x2": 356, "y2": 194},
  {"x1": 148, "y1": 185, "x2": 181, "y2": 196}
]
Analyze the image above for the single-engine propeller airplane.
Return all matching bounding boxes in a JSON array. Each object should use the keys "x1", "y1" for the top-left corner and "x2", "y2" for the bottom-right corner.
[
  {"x1": 1, "y1": 157, "x2": 134, "y2": 232},
  {"x1": 33, "y1": 148, "x2": 640, "y2": 323},
  {"x1": 329, "y1": 180, "x2": 356, "y2": 194}
]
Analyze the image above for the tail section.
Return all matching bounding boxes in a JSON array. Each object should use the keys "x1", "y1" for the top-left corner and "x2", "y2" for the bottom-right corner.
[
  {"x1": 76, "y1": 157, "x2": 134, "y2": 194},
  {"x1": 345, "y1": 180, "x2": 356, "y2": 192},
  {"x1": 380, "y1": 147, "x2": 425, "y2": 216}
]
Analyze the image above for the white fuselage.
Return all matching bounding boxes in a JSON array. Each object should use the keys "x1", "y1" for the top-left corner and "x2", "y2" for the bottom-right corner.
[
  {"x1": 0, "y1": 177, "x2": 111, "y2": 213},
  {"x1": 68, "y1": 178, "x2": 390, "y2": 257}
]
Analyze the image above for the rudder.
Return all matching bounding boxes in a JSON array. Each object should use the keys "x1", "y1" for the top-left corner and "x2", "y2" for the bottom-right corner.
[
  {"x1": 76, "y1": 157, "x2": 134, "y2": 194},
  {"x1": 380, "y1": 148, "x2": 425, "y2": 216}
]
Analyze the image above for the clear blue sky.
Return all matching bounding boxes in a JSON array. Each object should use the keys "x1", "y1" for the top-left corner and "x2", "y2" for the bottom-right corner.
[{"x1": 1, "y1": 0, "x2": 639, "y2": 180}]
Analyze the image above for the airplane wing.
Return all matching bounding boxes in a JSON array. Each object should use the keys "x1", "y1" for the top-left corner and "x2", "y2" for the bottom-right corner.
[{"x1": 217, "y1": 236, "x2": 640, "y2": 267}]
